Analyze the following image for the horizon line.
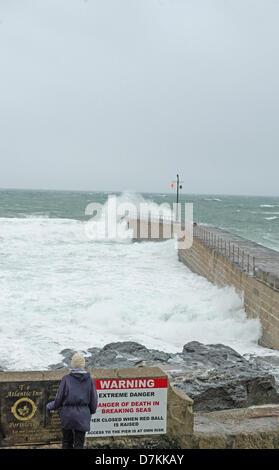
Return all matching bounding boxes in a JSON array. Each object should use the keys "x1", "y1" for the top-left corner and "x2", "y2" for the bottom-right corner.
[{"x1": 0, "y1": 186, "x2": 278, "y2": 199}]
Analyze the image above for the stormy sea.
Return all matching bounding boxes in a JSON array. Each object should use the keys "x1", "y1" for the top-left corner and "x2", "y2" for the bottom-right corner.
[{"x1": 1, "y1": 188, "x2": 279, "y2": 373}]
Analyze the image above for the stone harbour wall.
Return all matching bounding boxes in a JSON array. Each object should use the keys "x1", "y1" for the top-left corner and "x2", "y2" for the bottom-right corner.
[
  {"x1": 127, "y1": 218, "x2": 279, "y2": 351},
  {"x1": 178, "y1": 234, "x2": 279, "y2": 350},
  {"x1": 127, "y1": 218, "x2": 173, "y2": 243}
]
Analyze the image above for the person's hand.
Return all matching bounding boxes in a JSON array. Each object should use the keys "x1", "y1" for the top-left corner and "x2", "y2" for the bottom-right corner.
[{"x1": 46, "y1": 405, "x2": 54, "y2": 418}]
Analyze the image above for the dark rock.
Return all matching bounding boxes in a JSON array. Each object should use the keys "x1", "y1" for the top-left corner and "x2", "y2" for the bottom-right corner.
[
  {"x1": 86, "y1": 349, "x2": 133, "y2": 370},
  {"x1": 60, "y1": 348, "x2": 75, "y2": 356},
  {"x1": 182, "y1": 341, "x2": 245, "y2": 367},
  {"x1": 170, "y1": 342, "x2": 279, "y2": 412},
  {"x1": 87, "y1": 347, "x2": 101, "y2": 355},
  {"x1": 85, "y1": 341, "x2": 173, "y2": 369},
  {"x1": 48, "y1": 340, "x2": 279, "y2": 413},
  {"x1": 103, "y1": 342, "x2": 148, "y2": 353},
  {"x1": 249, "y1": 355, "x2": 279, "y2": 391}
]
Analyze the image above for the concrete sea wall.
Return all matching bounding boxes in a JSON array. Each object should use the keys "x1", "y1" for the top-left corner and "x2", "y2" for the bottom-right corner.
[{"x1": 0, "y1": 367, "x2": 193, "y2": 448}]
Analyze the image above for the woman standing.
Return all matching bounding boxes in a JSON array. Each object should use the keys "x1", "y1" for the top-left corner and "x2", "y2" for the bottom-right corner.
[{"x1": 46, "y1": 352, "x2": 98, "y2": 449}]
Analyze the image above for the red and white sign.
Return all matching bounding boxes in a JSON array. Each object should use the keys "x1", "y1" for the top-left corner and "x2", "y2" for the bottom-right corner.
[{"x1": 87, "y1": 377, "x2": 168, "y2": 437}]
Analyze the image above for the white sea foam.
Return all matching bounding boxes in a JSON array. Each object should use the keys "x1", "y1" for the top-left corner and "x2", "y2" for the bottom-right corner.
[
  {"x1": 0, "y1": 202, "x2": 271, "y2": 371},
  {"x1": 265, "y1": 216, "x2": 278, "y2": 221},
  {"x1": 204, "y1": 198, "x2": 222, "y2": 202}
]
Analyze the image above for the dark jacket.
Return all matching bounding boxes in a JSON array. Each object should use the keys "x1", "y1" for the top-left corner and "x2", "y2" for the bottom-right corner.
[{"x1": 46, "y1": 370, "x2": 98, "y2": 432}]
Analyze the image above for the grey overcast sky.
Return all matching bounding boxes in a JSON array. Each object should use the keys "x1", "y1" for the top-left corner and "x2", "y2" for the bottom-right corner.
[{"x1": 0, "y1": 0, "x2": 278, "y2": 196}]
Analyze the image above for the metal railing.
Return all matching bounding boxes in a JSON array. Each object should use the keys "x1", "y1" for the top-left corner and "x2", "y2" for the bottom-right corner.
[
  {"x1": 193, "y1": 224, "x2": 255, "y2": 275},
  {"x1": 193, "y1": 225, "x2": 279, "y2": 292}
]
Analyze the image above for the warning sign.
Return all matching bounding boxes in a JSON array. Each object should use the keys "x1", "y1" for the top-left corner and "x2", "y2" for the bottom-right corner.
[{"x1": 87, "y1": 377, "x2": 168, "y2": 437}]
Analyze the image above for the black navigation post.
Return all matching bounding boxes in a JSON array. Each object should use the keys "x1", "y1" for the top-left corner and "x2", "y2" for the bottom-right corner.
[
  {"x1": 172, "y1": 174, "x2": 183, "y2": 222},
  {"x1": 176, "y1": 174, "x2": 179, "y2": 206}
]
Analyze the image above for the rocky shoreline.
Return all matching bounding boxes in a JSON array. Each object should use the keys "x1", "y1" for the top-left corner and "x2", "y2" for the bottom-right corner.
[{"x1": 48, "y1": 341, "x2": 279, "y2": 412}]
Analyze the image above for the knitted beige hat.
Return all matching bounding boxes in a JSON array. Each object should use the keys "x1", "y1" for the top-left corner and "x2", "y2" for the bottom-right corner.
[{"x1": 71, "y1": 352, "x2": 85, "y2": 369}]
